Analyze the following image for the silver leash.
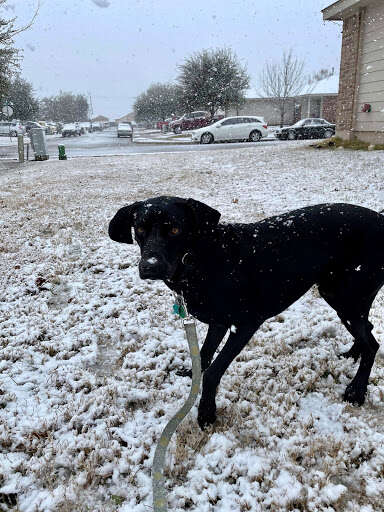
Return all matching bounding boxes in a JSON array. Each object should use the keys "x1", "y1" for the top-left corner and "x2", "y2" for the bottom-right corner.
[{"x1": 152, "y1": 294, "x2": 202, "y2": 512}]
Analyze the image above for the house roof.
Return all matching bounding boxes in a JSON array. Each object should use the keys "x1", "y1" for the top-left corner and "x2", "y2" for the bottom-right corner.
[
  {"x1": 322, "y1": 0, "x2": 372, "y2": 21},
  {"x1": 244, "y1": 75, "x2": 339, "y2": 100},
  {"x1": 115, "y1": 112, "x2": 135, "y2": 122},
  {"x1": 303, "y1": 74, "x2": 340, "y2": 95},
  {"x1": 92, "y1": 115, "x2": 109, "y2": 122}
]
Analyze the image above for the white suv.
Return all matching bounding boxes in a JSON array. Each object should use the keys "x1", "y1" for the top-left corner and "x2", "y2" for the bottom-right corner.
[
  {"x1": 191, "y1": 116, "x2": 268, "y2": 144},
  {"x1": 0, "y1": 121, "x2": 25, "y2": 137}
]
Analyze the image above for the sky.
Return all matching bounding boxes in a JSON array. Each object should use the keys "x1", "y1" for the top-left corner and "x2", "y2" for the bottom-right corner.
[{"x1": 4, "y1": 0, "x2": 342, "y2": 120}]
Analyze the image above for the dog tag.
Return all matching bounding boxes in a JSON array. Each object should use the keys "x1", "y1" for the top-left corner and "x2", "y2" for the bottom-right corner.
[{"x1": 173, "y1": 297, "x2": 187, "y2": 318}]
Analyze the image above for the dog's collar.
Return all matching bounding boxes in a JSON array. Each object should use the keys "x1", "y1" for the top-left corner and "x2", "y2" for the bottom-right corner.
[{"x1": 181, "y1": 252, "x2": 194, "y2": 266}]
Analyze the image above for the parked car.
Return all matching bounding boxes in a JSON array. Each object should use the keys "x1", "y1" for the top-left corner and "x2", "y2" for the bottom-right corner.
[
  {"x1": 37, "y1": 121, "x2": 53, "y2": 135},
  {"x1": 190, "y1": 116, "x2": 268, "y2": 144},
  {"x1": 79, "y1": 121, "x2": 91, "y2": 133},
  {"x1": 275, "y1": 118, "x2": 335, "y2": 140},
  {"x1": 117, "y1": 122, "x2": 133, "y2": 138},
  {"x1": 157, "y1": 116, "x2": 177, "y2": 132},
  {"x1": 23, "y1": 121, "x2": 44, "y2": 134},
  {"x1": 46, "y1": 122, "x2": 57, "y2": 134},
  {"x1": 0, "y1": 120, "x2": 25, "y2": 136},
  {"x1": 62, "y1": 123, "x2": 81, "y2": 137},
  {"x1": 91, "y1": 122, "x2": 103, "y2": 132},
  {"x1": 170, "y1": 111, "x2": 212, "y2": 133}
]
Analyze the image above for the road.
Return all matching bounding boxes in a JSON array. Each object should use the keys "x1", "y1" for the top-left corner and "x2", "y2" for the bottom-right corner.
[{"x1": 0, "y1": 127, "x2": 287, "y2": 160}]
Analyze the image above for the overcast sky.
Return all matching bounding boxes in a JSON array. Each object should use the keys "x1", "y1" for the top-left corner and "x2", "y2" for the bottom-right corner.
[{"x1": 6, "y1": 0, "x2": 342, "y2": 120}]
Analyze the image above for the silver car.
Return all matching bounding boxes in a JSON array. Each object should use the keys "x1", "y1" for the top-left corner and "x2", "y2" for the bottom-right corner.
[
  {"x1": 117, "y1": 122, "x2": 133, "y2": 138},
  {"x1": 0, "y1": 121, "x2": 25, "y2": 137}
]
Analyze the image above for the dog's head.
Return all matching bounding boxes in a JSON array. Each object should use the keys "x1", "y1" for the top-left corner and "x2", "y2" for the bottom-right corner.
[{"x1": 108, "y1": 196, "x2": 221, "y2": 280}]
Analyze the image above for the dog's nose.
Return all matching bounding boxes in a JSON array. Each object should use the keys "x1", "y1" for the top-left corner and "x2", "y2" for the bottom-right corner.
[{"x1": 139, "y1": 254, "x2": 166, "y2": 279}]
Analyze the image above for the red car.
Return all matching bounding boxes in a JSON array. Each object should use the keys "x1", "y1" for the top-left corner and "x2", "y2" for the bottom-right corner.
[
  {"x1": 157, "y1": 116, "x2": 177, "y2": 132},
  {"x1": 170, "y1": 111, "x2": 214, "y2": 133}
]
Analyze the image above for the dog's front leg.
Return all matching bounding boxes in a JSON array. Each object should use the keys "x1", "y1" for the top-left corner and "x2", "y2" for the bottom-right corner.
[
  {"x1": 176, "y1": 323, "x2": 227, "y2": 377},
  {"x1": 200, "y1": 323, "x2": 228, "y2": 371},
  {"x1": 198, "y1": 324, "x2": 259, "y2": 429}
]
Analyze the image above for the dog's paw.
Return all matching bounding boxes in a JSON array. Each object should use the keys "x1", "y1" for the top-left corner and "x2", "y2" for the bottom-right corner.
[
  {"x1": 338, "y1": 346, "x2": 361, "y2": 362},
  {"x1": 343, "y1": 383, "x2": 366, "y2": 405},
  {"x1": 176, "y1": 368, "x2": 192, "y2": 378}
]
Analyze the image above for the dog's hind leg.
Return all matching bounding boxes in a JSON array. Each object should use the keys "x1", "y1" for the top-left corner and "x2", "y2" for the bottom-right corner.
[
  {"x1": 319, "y1": 272, "x2": 383, "y2": 405},
  {"x1": 342, "y1": 318, "x2": 379, "y2": 405},
  {"x1": 198, "y1": 324, "x2": 259, "y2": 429},
  {"x1": 177, "y1": 323, "x2": 227, "y2": 377}
]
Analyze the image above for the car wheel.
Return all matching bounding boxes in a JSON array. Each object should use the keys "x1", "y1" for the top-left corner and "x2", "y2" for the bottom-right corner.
[
  {"x1": 174, "y1": 126, "x2": 182, "y2": 134},
  {"x1": 323, "y1": 129, "x2": 334, "y2": 138},
  {"x1": 249, "y1": 130, "x2": 261, "y2": 142},
  {"x1": 287, "y1": 131, "x2": 296, "y2": 140},
  {"x1": 200, "y1": 132, "x2": 214, "y2": 144}
]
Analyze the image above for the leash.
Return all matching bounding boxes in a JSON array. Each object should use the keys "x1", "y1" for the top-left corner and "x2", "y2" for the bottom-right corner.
[{"x1": 152, "y1": 294, "x2": 202, "y2": 512}]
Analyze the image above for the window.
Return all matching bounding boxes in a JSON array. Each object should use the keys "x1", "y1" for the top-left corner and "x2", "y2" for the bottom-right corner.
[{"x1": 221, "y1": 118, "x2": 236, "y2": 126}]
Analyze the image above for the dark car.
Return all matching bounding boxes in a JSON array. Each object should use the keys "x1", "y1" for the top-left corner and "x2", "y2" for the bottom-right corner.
[
  {"x1": 275, "y1": 118, "x2": 335, "y2": 140},
  {"x1": 24, "y1": 121, "x2": 44, "y2": 134}
]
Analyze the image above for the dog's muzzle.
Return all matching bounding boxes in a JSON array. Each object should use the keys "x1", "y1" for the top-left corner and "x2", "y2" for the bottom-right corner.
[{"x1": 139, "y1": 255, "x2": 167, "y2": 280}]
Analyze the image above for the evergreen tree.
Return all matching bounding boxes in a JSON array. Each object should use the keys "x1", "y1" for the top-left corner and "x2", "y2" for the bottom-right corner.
[{"x1": 177, "y1": 48, "x2": 249, "y2": 116}]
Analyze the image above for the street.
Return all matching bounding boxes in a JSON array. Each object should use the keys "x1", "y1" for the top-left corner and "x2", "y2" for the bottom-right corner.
[{"x1": 0, "y1": 127, "x2": 285, "y2": 160}]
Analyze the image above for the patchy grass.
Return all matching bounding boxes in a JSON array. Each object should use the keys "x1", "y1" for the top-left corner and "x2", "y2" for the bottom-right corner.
[{"x1": 311, "y1": 136, "x2": 384, "y2": 151}]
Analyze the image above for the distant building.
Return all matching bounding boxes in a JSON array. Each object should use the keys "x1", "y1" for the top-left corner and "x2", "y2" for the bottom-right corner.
[
  {"x1": 295, "y1": 75, "x2": 339, "y2": 123},
  {"x1": 115, "y1": 112, "x2": 135, "y2": 123},
  {"x1": 91, "y1": 115, "x2": 109, "y2": 123},
  {"x1": 323, "y1": 0, "x2": 384, "y2": 144},
  {"x1": 226, "y1": 76, "x2": 339, "y2": 125}
]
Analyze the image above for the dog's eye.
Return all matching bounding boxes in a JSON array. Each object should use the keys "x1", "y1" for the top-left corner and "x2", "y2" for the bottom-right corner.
[
  {"x1": 136, "y1": 226, "x2": 145, "y2": 234},
  {"x1": 169, "y1": 227, "x2": 180, "y2": 236}
]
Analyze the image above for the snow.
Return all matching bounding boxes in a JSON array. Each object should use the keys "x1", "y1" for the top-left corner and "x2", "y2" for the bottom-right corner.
[
  {"x1": 0, "y1": 143, "x2": 384, "y2": 511},
  {"x1": 306, "y1": 74, "x2": 339, "y2": 95}
]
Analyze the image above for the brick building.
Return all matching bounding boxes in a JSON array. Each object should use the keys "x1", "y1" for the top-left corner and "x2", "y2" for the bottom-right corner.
[
  {"x1": 323, "y1": 0, "x2": 384, "y2": 144},
  {"x1": 226, "y1": 76, "x2": 339, "y2": 126}
]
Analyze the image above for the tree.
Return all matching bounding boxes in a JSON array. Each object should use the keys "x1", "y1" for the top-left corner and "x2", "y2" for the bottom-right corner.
[
  {"x1": 259, "y1": 50, "x2": 306, "y2": 126},
  {"x1": 134, "y1": 83, "x2": 183, "y2": 123},
  {"x1": 177, "y1": 48, "x2": 249, "y2": 116},
  {"x1": 0, "y1": 0, "x2": 39, "y2": 103},
  {"x1": 39, "y1": 92, "x2": 89, "y2": 122},
  {"x1": 306, "y1": 67, "x2": 335, "y2": 92},
  {"x1": 5, "y1": 76, "x2": 39, "y2": 119}
]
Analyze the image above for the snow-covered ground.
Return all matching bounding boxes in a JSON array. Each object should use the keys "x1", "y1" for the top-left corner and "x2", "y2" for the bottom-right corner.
[{"x1": 1, "y1": 143, "x2": 384, "y2": 511}]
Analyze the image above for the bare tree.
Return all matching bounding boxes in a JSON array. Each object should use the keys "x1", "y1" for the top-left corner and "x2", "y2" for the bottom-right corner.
[
  {"x1": 259, "y1": 50, "x2": 306, "y2": 127},
  {"x1": 0, "y1": 0, "x2": 40, "y2": 102}
]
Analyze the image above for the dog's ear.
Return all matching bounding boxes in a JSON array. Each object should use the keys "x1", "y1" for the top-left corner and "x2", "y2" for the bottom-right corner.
[
  {"x1": 186, "y1": 198, "x2": 221, "y2": 231},
  {"x1": 108, "y1": 202, "x2": 142, "y2": 244}
]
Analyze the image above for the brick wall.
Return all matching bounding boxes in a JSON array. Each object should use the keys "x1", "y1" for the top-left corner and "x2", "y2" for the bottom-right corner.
[
  {"x1": 226, "y1": 98, "x2": 295, "y2": 126},
  {"x1": 336, "y1": 13, "x2": 361, "y2": 137},
  {"x1": 322, "y1": 96, "x2": 338, "y2": 123}
]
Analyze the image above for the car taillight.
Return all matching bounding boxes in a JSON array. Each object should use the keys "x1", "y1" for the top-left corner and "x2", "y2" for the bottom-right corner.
[{"x1": 263, "y1": 125, "x2": 268, "y2": 129}]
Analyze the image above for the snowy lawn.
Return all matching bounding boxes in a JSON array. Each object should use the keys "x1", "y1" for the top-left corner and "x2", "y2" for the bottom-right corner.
[{"x1": 0, "y1": 143, "x2": 384, "y2": 511}]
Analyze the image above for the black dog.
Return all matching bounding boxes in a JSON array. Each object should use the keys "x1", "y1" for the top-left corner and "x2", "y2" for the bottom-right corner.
[{"x1": 109, "y1": 196, "x2": 384, "y2": 429}]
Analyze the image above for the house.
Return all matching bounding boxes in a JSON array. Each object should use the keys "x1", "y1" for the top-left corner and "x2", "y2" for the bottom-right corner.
[
  {"x1": 226, "y1": 76, "x2": 339, "y2": 125},
  {"x1": 91, "y1": 115, "x2": 109, "y2": 123},
  {"x1": 323, "y1": 0, "x2": 384, "y2": 144},
  {"x1": 295, "y1": 75, "x2": 339, "y2": 123},
  {"x1": 225, "y1": 95, "x2": 295, "y2": 126},
  {"x1": 115, "y1": 112, "x2": 135, "y2": 124}
]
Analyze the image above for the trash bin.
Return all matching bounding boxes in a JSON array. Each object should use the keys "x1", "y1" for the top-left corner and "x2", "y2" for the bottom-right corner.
[{"x1": 30, "y1": 128, "x2": 49, "y2": 161}]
